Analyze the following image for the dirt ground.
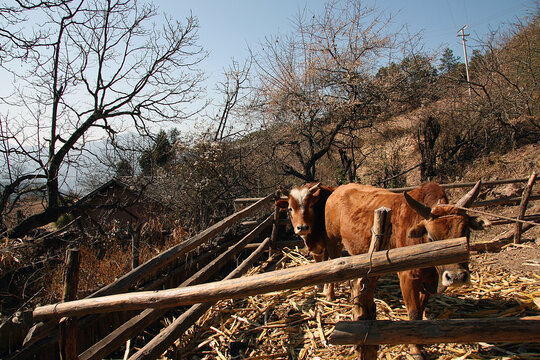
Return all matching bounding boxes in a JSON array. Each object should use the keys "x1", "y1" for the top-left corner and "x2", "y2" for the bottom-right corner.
[{"x1": 473, "y1": 239, "x2": 540, "y2": 276}]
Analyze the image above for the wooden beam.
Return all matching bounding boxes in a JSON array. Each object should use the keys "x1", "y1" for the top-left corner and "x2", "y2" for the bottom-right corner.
[
  {"x1": 329, "y1": 316, "x2": 540, "y2": 345},
  {"x1": 21, "y1": 194, "x2": 273, "y2": 350},
  {"x1": 472, "y1": 194, "x2": 540, "y2": 208},
  {"x1": 33, "y1": 238, "x2": 469, "y2": 320},
  {"x1": 244, "y1": 239, "x2": 304, "y2": 250},
  {"x1": 78, "y1": 215, "x2": 273, "y2": 360},
  {"x1": 515, "y1": 172, "x2": 537, "y2": 244},
  {"x1": 128, "y1": 237, "x2": 273, "y2": 360},
  {"x1": 88, "y1": 193, "x2": 273, "y2": 299}
]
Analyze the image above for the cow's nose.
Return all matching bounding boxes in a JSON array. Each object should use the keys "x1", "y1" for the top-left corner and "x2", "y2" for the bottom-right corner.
[
  {"x1": 442, "y1": 270, "x2": 470, "y2": 286},
  {"x1": 296, "y1": 224, "x2": 310, "y2": 233}
]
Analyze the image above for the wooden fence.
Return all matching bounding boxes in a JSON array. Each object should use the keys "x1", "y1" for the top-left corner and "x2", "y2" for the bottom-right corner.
[{"x1": 7, "y1": 175, "x2": 539, "y2": 360}]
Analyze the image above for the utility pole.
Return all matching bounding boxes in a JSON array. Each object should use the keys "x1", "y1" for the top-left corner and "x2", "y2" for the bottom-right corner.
[{"x1": 457, "y1": 25, "x2": 472, "y2": 100}]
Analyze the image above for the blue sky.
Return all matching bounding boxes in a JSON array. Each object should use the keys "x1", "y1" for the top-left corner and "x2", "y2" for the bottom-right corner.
[{"x1": 160, "y1": 0, "x2": 535, "y2": 104}]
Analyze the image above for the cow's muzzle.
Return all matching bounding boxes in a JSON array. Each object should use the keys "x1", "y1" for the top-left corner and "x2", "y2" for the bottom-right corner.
[
  {"x1": 441, "y1": 269, "x2": 470, "y2": 287},
  {"x1": 295, "y1": 224, "x2": 310, "y2": 235}
]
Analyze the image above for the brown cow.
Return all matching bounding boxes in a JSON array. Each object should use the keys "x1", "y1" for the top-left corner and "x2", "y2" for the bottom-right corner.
[
  {"x1": 276, "y1": 183, "x2": 340, "y2": 300},
  {"x1": 324, "y1": 181, "x2": 488, "y2": 359}
]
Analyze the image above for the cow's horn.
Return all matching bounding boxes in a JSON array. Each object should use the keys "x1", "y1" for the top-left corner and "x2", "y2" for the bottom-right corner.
[
  {"x1": 404, "y1": 192, "x2": 432, "y2": 220},
  {"x1": 456, "y1": 180, "x2": 482, "y2": 208},
  {"x1": 308, "y1": 183, "x2": 321, "y2": 194}
]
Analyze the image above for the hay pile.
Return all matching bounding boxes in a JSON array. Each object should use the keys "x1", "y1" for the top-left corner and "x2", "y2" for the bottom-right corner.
[{"x1": 164, "y1": 243, "x2": 540, "y2": 360}]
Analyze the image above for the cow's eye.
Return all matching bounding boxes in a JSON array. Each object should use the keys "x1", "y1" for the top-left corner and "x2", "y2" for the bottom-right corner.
[{"x1": 288, "y1": 208, "x2": 293, "y2": 212}]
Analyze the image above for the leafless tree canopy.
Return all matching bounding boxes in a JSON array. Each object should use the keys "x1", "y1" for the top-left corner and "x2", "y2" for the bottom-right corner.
[
  {"x1": 0, "y1": 0, "x2": 206, "y2": 236},
  {"x1": 252, "y1": 1, "x2": 396, "y2": 182}
]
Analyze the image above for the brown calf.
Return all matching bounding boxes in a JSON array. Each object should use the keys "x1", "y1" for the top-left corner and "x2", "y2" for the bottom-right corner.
[
  {"x1": 324, "y1": 181, "x2": 488, "y2": 358},
  {"x1": 276, "y1": 183, "x2": 339, "y2": 300}
]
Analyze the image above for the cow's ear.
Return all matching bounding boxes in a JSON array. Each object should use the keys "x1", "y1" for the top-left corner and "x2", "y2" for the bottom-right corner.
[
  {"x1": 469, "y1": 216, "x2": 490, "y2": 230},
  {"x1": 275, "y1": 199, "x2": 289, "y2": 209},
  {"x1": 408, "y1": 222, "x2": 427, "y2": 238}
]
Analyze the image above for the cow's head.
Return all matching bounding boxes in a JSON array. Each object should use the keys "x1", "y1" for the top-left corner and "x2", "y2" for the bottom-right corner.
[
  {"x1": 404, "y1": 181, "x2": 490, "y2": 292},
  {"x1": 276, "y1": 183, "x2": 322, "y2": 237}
]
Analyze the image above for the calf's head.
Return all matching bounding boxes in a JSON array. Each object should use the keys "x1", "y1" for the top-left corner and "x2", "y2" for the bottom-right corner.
[
  {"x1": 275, "y1": 183, "x2": 322, "y2": 237},
  {"x1": 404, "y1": 181, "x2": 490, "y2": 291}
]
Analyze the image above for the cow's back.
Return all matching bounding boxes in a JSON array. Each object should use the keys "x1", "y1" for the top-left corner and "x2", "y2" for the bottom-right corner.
[{"x1": 325, "y1": 182, "x2": 447, "y2": 255}]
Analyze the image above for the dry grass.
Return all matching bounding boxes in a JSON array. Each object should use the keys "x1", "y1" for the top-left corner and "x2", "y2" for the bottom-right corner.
[{"x1": 164, "y1": 242, "x2": 540, "y2": 360}]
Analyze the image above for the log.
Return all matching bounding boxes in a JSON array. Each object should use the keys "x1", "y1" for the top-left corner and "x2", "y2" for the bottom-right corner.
[
  {"x1": 329, "y1": 316, "x2": 540, "y2": 345},
  {"x1": 245, "y1": 239, "x2": 304, "y2": 250},
  {"x1": 471, "y1": 194, "x2": 540, "y2": 208},
  {"x1": 128, "y1": 237, "x2": 273, "y2": 360},
  {"x1": 22, "y1": 194, "x2": 273, "y2": 349},
  {"x1": 32, "y1": 237, "x2": 469, "y2": 320},
  {"x1": 235, "y1": 179, "x2": 535, "y2": 205},
  {"x1": 515, "y1": 172, "x2": 537, "y2": 244},
  {"x1": 78, "y1": 215, "x2": 273, "y2": 360},
  {"x1": 58, "y1": 248, "x2": 80, "y2": 360},
  {"x1": 470, "y1": 223, "x2": 535, "y2": 252},
  {"x1": 88, "y1": 193, "x2": 273, "y2": 299},
  {"x1": 490, "y1": 214, "x2": 540, "y2": 226}
]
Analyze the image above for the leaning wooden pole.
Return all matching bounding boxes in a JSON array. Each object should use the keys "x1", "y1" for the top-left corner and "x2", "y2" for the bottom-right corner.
[
  {"x1": 129, "y1": 236, "x2": 274, "y2": 360},
  {"x1": 79, "y1": 215, "x2": 273, "y2": 360},
  {"x1": 515, "y1": 172, "x2": 537, "y2": 244},
  {"x1": 329, "y1": 316, "x2": 540, "y2": 345},
  {"x1": 22, "y1": 194, "x2": 274, "y2": 350},
  {"x1": 58, "y1": 248, "x2": 80, "y2": 360},
  {"x1": 33, "y1": 237, "x2": 469, "y2": 320}
]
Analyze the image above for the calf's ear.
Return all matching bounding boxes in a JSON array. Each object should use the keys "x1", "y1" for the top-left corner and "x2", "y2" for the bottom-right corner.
[
  {"x1": 407, "y1": 222, "x2": 427, "y2": 238},
  {"x1": 275, "y1": 199, "x2": 289, "y2": 209},
  {"x1": 469, "y1": 216, "x2": 490, "y2": 230}
]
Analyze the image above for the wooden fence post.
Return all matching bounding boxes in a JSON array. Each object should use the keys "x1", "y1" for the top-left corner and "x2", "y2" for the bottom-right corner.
[
  {"x1": 58, "y1": 248, "x2": 80, "y2": 360},
  {"x1": 269, "y1": 204, "x2": 281, "y2": 259},
  {"x1": 130, "y1": 223, "x2": 140, "y2": 269},
  {"x1": 356, "y1": 207, "x2": 392, "y2": 360},
  {"x1": 515, "y1": 172, "x2": 537, "y2": 244}
]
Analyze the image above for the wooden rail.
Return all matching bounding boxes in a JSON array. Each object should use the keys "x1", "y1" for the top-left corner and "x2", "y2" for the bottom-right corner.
[
  {"x1": 329, "y1": 316, "x2": 540, "y2": 345},
  {"x1": 235, "y1": 177, "x2": 536, "y2": 206},
  {"x1": 16, "y1": 194, "x2": 274, "y2": 359},
  {"x1": 32, "y1": 238, "x2": 469, "y2": 320}
]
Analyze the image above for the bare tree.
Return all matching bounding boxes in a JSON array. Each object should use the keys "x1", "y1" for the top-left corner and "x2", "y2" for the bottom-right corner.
[
  {"x1": 212, "y1": 58, "x2": 252, "y2": 141},
  {"x1": 0, "y1": 0, "x2": 206, "y2": 237},
  {"x1": 252, "y1": 0, "x2": 395, "y2": 182}
]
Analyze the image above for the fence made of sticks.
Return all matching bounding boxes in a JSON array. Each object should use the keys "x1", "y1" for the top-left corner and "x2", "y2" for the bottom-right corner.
[{"x1": 5, "y1": 174, "x2": 539, "y2": 360}]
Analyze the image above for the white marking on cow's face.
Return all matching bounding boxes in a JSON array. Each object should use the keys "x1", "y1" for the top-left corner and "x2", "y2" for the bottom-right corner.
[{"x1": 290, "y1": 187, "x2": 310, "y2": 214}]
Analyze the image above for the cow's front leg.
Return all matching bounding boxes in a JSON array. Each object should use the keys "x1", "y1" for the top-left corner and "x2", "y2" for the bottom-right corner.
[
  {"x1": 399, "y1": 270, "x2": 428, "y2": 360},
  {"x1": 351, "y1": 276, "x2": 379, "y2": 359},
  {"x1": 322, "y1": 243, "x2": 343, "y2": 301},
  {"x1": 311, "y1": 250, "x2": 329, "y2": 297}
]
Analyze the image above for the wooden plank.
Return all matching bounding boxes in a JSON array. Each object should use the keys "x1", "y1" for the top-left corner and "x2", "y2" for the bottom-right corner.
[
  {"x1": 128, "y1": 237, "x2": 273, "y2": 360},
  {"x1": 78, "y1": 216, "x2": 273, "y2": 360},
  {"x1": 329, "y1": 316, "x2": 540, "y2": 345},
  {"x1": 515, "y1": 172, "x2": 537, "y2": 244},
  {"x1": 33, "y1": 238, "x2": 469, "y2": 320}
]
